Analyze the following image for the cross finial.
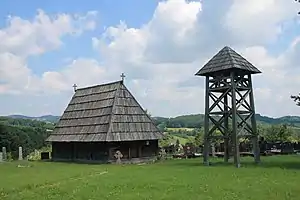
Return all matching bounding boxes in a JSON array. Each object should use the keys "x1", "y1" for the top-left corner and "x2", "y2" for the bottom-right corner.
[
  {"x1": 72, "y1": 84, "x2": 77, "y2": 92},
  {"x1": 120, "y1": 73, "x2": 126, "y2": 82}
]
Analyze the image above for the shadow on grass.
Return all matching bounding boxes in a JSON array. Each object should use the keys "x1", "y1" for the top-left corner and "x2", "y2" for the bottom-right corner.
[{"x1": 169, "y1": 155, "x2": 300, "y2": 170}]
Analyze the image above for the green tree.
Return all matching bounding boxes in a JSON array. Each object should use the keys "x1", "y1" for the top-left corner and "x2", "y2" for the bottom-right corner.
[
  {"x1": 159, "y1": 134, "x2": 172, "y2": 147},
  {"x1": 261, "y1": 124, "x2": 293, "y2": 142},
  {"x1": 194, "y1": 129, "x2": 204, "y2": 146},
  {"x1": 157, "y1": 122, "x2": 167, "y2": 132},
  {"x1": 175, "y1": 139, "x2": 180, "y2": 148}
]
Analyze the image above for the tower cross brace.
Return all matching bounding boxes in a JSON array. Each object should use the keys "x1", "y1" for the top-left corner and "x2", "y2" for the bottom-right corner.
[{"x1": 203, "y1": 73, "x2": 260, "y2": 167}]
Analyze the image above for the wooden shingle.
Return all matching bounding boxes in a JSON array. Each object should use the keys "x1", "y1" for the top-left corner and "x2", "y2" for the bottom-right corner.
[
  {"x1": 46, "y1": 81, "x2": 163, "y2": 142},
  {"x1": 195, "y1": 46, "x2": 261, "y2": 76}
]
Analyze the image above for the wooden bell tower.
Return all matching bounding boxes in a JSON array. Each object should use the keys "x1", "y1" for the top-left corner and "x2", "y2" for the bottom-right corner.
[{"x1": 195, "y1": 46, "x2": 262, "y2": 168}]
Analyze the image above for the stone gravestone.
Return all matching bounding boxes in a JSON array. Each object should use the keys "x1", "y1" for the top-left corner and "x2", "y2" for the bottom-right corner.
[
  {"x1": 211, "y1": 143, "x2": 216, "y2": 157},
  {"x1": 0, "y1": 152, "x2": 3, "y2": 162},
  {"x1": 2, "y1": 147, "x2": 7, "y2": 161},
  {"x1": 18, "y1": 146, "x2": 23, "y2": 161},
  {"x1": 114, "y1": 150, "x2": 123, "y2": 164}
]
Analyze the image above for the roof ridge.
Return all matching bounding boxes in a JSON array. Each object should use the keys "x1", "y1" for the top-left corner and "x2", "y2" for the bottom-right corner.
[
  {"x1": 76, "y1": 80, "x2": 122, "y2": 91},
  {"x1": 105, "y1": 81, "x2": 122, "y2": 141}
]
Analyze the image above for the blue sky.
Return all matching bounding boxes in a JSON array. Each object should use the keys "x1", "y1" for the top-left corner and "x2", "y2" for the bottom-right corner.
[
  {"x1": 0, "y1": 0, "x2": 158, "y2": 75},
  {"x1": 0, "y1": 0, "x2": 157, "y2": 24},
  {"x1": 0, "y1": 0, "x2": 300, "y2": 117}
]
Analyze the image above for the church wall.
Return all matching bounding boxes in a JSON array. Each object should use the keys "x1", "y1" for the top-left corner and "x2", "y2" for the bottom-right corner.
[{"x1": 51, "y1": 140, "x2": 159, "y2": 163}]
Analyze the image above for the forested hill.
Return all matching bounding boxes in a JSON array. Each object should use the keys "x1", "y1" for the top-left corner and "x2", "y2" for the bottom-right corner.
[
  {"x1": 0, "y1": 117, "x2": 54, "y2": 159},
  {"x1": 4, "y1": 113, "x2": 300, "y2": 128},
  {"x1": 152, "y1": 114, "x2": 300, "y2": 128}
]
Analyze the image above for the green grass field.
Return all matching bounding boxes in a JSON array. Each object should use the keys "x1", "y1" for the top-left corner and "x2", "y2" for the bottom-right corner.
[
  {"x1": 1, "y1": 156, "x2": 300, "y2": 200},
  {"x1": 167, "y1": 127, "x2": 195, "y2": 132}
]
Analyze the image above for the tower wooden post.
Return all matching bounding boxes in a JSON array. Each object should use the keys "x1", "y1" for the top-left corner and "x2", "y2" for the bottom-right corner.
[
  {"x1": 249, "y1": 75, "x2": 260, "y2": 163},
  {"x1": 203, "y1": 76, "x2": 210, "y2": 165},
  {"x1": 223, "y1": 93, "x2": 229, "y2": 162},
  {"x1": 231, "y1": 71, "x2": 240, "y2": 168}
]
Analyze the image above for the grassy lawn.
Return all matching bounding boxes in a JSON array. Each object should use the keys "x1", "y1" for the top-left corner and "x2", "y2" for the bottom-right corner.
[
  {"x1": 1, "y1": 156, "x2": 300, "y2": 200},
  {"x1": 171, "y1": 135, "x2": 194, "y2": 144}
]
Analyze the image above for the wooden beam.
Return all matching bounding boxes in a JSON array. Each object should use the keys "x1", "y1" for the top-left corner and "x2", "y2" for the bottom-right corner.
[
  {"x1": 203, "y1": 76, "x2": 210, "y2": 165},
  {"x1": 236, "y1": 112, "x2": 253, "y2": 134},
  {"x1": 209, "y1": 87, "x2": 230, "y2": 92},
  {"x1": 231, "y1": 72, "x2": 241, "y2": 168},
  {"x1": 248, "y1": 75, "x2": 260, "y2": 163},
  {"x1": 224, "y1": 93, "x2": 230, "y2": 162},
  {"x1": 210, "y1": 92, "x2": 231, "y2": 111},
  {"x1": 209, "y1": 93, "x2": 225, "y2": 112},
  {"x1": 129, "y1": 147, "x2": 131, "y2": 159},
  {"x1": 138, "y1": 145, "x2": 142, "y2": 158},
  {"x1": 208, "y1": 115, "x2": 226, "y2": 136},
  {"x1": 209, "y1": 110, "x2": 251, "y2": 115},
  {"x1": 208, "y1": 88, "x2": 231, "y2": 112},
  {"x1": 235, "y1": 89, "x2": 251, "y2": 110}
]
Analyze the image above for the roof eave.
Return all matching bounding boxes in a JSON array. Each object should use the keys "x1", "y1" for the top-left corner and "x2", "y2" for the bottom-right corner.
[
  {"x1": 195, "y1": 72, "x2": 206, "y2": 77},
  {"x1": 195, "y1": 68, "x2": 262, "y2": 77}
]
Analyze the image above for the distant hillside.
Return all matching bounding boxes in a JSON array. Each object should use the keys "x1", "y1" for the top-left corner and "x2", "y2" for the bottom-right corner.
[
  {"x1": 4, "y1": 113, "x2": 300, "y2": 128},
  {"x1": 255, "y1": 114, "x2": 300, "y2": 126},
  {"x1": 7, "y1": 115, "x2": 60, "y2": 123},
  {"x1": 152, "y1": 114, "x2": 300, "y2": 128}
]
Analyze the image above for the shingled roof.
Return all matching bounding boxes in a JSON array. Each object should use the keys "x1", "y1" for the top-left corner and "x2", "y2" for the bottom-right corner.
[
  {"x1": 195, "y1": 46, "x2": 261, "y2": 76},
  {"x1": 46, "y1": 81, "x2": 163, "y2": 142}
]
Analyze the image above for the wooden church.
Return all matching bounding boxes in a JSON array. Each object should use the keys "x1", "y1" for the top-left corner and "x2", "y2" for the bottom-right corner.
[{"x1": 46, "y1": 78, "x2": 163, "y2": 163}]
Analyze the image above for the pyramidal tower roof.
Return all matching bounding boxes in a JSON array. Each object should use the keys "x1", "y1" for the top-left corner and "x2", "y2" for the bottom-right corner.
[
  {"x1": 195, "y1": 46, "x2": 261, "y2": 76},
  {"x1": 46, "y1": 81, "x2": 163, "y2": 142}
]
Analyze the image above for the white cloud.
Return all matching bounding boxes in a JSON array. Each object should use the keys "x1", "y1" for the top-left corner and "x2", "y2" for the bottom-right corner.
[
  {"x1": 225, "y1": 0, "x2": 298, "y2": 45},
  {"x1": 0, "y1": 10, "x2": 97, "y2": 57},
  {"x1": 0, "y1": 53, "x2": 31, "y2": 94},
  {"x1": 1, "y1": 0, "x2": 300, "y2": 118},
  {"x1": 0, "y1": 9, "x2": 98, "y2": 95},
  {"x1": 41, "y1": 59, "x2": 108, "y2": 93}
]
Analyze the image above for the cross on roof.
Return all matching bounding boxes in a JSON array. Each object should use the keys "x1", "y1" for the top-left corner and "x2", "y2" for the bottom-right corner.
[
  {"x1": 72, "y1": 84, "x2": 77, "y2": 92},
  {"x1": 120, "y1": 73, "x2": 126, "y2": 81}
]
